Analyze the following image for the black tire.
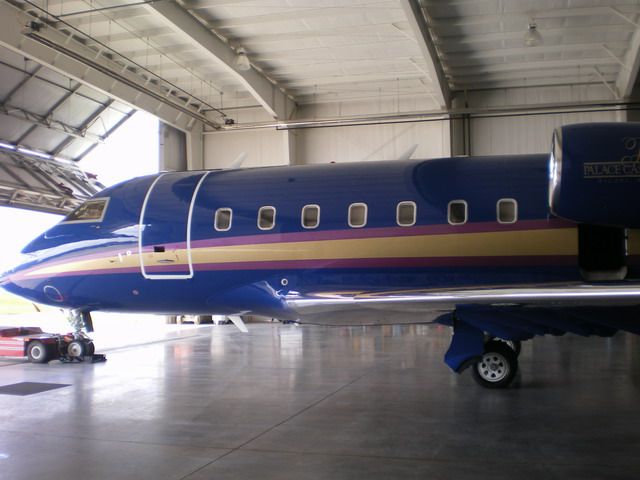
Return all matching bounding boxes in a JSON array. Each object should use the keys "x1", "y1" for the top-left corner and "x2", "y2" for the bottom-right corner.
[
  {"x1": 27, "y1": 341, "x2": 50, "y2": 364},
  {"x1": 472, "y1": 340, "x2": 518, "y2": 389},
  {"x1": 491, "y1": 337, "x2": 522, "y2": 356},
  {"x1": 508, "y1": 340, "x2": 522, "y2": 356},
  {"x1": 67, "y1": 340, "x2": 85, "y2": 358},
  {"x1": 84, "y1": 341, "x2": 95, "y2": 356}
]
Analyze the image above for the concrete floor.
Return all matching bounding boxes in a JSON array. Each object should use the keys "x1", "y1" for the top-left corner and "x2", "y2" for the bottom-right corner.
[{"x1": 1, "y1": 322, "x2": 640, "y2": 479}]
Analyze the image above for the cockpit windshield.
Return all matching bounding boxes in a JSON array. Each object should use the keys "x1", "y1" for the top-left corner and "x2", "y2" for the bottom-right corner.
[{"x1": 62, "y1": 198, "x2": 110, "y2": 223}]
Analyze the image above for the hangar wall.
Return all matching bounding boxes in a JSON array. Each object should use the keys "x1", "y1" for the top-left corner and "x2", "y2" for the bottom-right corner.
[
  {"x1": 462, "y1": 85, "x2": 624, "y2": 156},
  {"x1": 203, "y1": 129, "x2": 292, "y2": 169},
  {"x1": 295, "y1": 121, "x2": 450, "y2": 165},
  {"x1": 203, "y1": 97, "x2": 450, "y2": 168},
  {"x1": 202, "y1": 85, "x2": 624, "y2": 168},
  {"x1": 203, "y1": 120, "x2": 450, "y2": 168}
]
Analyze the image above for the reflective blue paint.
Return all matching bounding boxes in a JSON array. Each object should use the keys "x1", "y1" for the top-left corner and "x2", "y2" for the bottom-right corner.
[
  {"x1": 6, "y1": 122, "x2": 640, "y2": 380},
  {"x1": 3, "y1": 154, "x2": 578, "y2": 314}
]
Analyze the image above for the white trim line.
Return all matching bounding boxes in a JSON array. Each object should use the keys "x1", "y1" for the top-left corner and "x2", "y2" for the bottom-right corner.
[{"x1": 139, "y1": 172, "x2": 208, "y2": 280}]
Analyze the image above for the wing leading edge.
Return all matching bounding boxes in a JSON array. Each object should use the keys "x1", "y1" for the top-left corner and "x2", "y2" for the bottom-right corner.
[{"x1": 287, "y1": 283, "x2": 640, "y2": 320}]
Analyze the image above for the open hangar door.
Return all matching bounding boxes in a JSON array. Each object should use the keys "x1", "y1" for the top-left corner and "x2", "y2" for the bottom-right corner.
[{"x1": 0, "y1": 45, "x2": 136, "y2": 215}]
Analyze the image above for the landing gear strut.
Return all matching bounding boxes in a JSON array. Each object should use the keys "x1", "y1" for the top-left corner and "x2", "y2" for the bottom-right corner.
[
  {"x1": 471, "y1": 340, "x2": 519, "y2": 388},
  {"x1": 442, "y1": 314, "x2": 522, "y2": 389},
  {"x1": 64, "y1": 310, "x2": 100, "y2": 362}
]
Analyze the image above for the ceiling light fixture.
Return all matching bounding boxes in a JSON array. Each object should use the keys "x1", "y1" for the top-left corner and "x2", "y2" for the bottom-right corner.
[
  {"x1": 524, "y1": 21, "x2": 543, "y2": 47},
  {"x1": 235, "y1": 48, "x2": 251, "y2": 71}
]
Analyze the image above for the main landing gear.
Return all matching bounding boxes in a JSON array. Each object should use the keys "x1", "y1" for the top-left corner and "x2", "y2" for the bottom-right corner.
[
  {"x1": 443, "y1": 318, "x2": 523, "y2": 389},
  {"x1": 471, "y1": 339, "x2": 520, "y2": 389}
]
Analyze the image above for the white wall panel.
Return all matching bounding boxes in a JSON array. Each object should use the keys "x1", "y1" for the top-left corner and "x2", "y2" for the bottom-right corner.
[
  {"x1": 295, "y1": 120, "x2": 449, "y2": 164},
  {"x1": 467, "y1": 85, "x2": 624, "y2": 156},
  {"x1": 204, "y1": 128, "x2": 290, "y2": 169}
]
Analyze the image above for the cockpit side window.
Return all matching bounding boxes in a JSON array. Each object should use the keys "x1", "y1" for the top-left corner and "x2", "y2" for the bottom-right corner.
[{"x1": 62, "y1": 198, "x2": 110, "y2": 223}]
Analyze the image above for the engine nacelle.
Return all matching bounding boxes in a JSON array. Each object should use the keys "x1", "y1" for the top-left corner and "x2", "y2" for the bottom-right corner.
[{"x1": 549, "y1": 122, "x2": 640, "y2": 228}]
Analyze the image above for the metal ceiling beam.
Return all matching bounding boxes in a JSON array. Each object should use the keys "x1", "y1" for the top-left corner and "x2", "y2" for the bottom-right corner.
[
  {"x1": 146, "y1": 0, "x2": 296, "y2": 120},
  {"x1": 2, "y1": 64, "x2": 42, "y2": 104},
  {"x1": 233, "y1": 25, "x2": 407, "y2": 44},
  {"x1": 0, "y1": 103, "x2": 104, "y2": 143},
  {"x1": 89, "y1": 27, "x2": 173, "y2": 45},
  {"x1": 14, "y1": 124, "x2": 39, "y2": 146},
  {"x1": 281, "y1": 72, "x2": 428, "y2": 89},
  {"x1": 0, "y1": 0, "x2": 219, "y2": 132},
  {"x1": 205, "y1": 6, "x2": 402, "y2": 28},
  {"x1": 0, "y1": 58, "x2": 129, "y2": 112},
  {"x1": 400, "y1": 0, "x2": 450, "y2": 109},
  {"x1": 57, "y1": 7, "x2": 151, "y2": 26},
  {"x1": 11, "y1": 80, "x2": 86, "y2": 150},
  {"x1": 75, "y1": 108, "x2": 136, "y2": 162},
  {"x1": 118, "y1": 43, "x2": 197, "y2": 61},
  {"x1": 183, "y1": 0, "x2": 269, "y2": 8},
  {"x1": 50, "y1": 98, "x2": 117, "y2": 156}
]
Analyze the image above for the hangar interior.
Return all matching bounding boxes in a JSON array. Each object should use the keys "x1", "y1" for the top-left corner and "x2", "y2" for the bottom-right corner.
[{"x1": 1, "y1": 1, "x2": 640, "y2": 479}]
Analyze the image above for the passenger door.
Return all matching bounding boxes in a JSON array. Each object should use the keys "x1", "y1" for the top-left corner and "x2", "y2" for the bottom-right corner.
[{"x1": 139, "y1": 172, "x2": 206, "y2": 279}]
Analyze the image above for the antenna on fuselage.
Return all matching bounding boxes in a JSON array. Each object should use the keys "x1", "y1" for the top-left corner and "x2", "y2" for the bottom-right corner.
[
  {"x1": 397, "y1": 144, "x2": 419, "y2": 161},
  {"x1": 229, "y1": 152, "x2": 247, "y2": 169}
]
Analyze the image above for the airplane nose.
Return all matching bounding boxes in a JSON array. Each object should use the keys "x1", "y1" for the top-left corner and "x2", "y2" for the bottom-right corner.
[
  {"x1": 0, "y1": 269, "x2": 9, "y2": 288},
  {"x1": 0, "y1": 253, "x2": 37, "y2": 296}
]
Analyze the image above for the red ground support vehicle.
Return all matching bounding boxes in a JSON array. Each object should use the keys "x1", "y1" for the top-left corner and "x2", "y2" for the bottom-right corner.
[{"x1": 0, "y1": 326, "x2": 97, "y2": 363}]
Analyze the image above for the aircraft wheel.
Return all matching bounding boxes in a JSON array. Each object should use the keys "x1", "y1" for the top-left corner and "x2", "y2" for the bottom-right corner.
[
  {"x1": 508, "y1": 340, "x2": 522, "y2": 356},
  {"x1": 472, "y1": 340, "x2": 518, "y2": 389},
  {"x1": 27, "y1": 341, "x2": 50, "y2": 364},
  {"x1": 67, "y1": 340, "x2": 85, "y2": 358},
  {"x1": 491, "y1": 337, "x2": 522, "y2": 356}
]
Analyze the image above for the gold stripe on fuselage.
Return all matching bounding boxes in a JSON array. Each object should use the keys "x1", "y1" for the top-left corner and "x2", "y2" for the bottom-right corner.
[{"x1": 23, "y1": 227, "x2": 579, "y2": 278}]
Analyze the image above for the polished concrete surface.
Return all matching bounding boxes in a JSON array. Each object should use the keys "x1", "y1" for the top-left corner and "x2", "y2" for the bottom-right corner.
[{"x1": 1, "y1": 321, "x2": 640, "y2": 479}]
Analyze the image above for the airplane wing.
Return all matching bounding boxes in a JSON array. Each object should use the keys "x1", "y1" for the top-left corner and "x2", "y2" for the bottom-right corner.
[
  {"x1": 285, "y1": 284, "x2": 640, "y2": 326},
  {"x1": 287, "y1": 284, "x2": 640, "y2": 374}
]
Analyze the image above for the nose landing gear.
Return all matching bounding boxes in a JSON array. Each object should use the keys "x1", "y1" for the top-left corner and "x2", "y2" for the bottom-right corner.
[{"x1": 63, "y1": 310, "x2": 104, "y2": 363}]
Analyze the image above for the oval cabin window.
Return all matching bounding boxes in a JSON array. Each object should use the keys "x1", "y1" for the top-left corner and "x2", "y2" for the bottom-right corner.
[
  {"x1": 397, "y1": 201, "x2": 416, "y2": 227},
  {"x1": 348, "y1": 203, "x2": 367, "y2": 228},
  {"x1": 497, "y1": 199, "x2": 517, "y2": 224},
  {"x1": 258, "y1": 206, "x2": 276, "y2": 230},
  {"x1": 448, "y1": 200, "x2": 467, "y2": 225},
  {"x1": 302, "y1": 204, "x2": 320, "y2": 229},
  {"x1": 214, "y1": 208, "x2": 232, "y2": 231}
]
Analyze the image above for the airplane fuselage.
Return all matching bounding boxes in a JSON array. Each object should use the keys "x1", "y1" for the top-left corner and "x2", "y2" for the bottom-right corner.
[{"x1": 5, "y1": 154, "x2": 628, "y2": 319}]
